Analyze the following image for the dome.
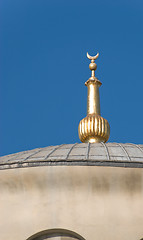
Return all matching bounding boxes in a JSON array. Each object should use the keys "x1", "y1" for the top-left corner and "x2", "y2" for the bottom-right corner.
[{"x1": 0, "y1": 142, "x2": 143, "y2": 170}]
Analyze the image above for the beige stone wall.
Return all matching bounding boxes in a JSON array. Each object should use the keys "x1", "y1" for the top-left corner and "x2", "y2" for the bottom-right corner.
[{"x1": 0, "y1": 165, "x2": 143, "y2": 240}]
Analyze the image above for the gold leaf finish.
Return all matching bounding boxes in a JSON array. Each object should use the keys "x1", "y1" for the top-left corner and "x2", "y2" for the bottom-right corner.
[
  {"x1": 87, "y1": 52, "x2": 99, "y2": 61},
  {"x1": 78, "y1": 114, "x2": 110, "y2": 143},
  {"x1": 78, "y1": 52, "x2": 110, "y2": 143}
]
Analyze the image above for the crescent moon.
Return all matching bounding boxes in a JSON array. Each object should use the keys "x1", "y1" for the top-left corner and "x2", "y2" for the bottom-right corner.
[{"x1": 87, "y1": 52, "x2": 99, "y2": 60}]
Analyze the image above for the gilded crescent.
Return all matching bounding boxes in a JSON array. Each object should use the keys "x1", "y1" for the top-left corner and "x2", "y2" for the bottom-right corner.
[{"x1": 87, "y1": 52, "x2": 99, "y2": 60}]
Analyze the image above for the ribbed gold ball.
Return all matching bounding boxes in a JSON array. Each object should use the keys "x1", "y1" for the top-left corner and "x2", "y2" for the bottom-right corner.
[
  {"x1": 78, "y1": 114, "x2": 110, "y2": 143},
  {"x1": 89, "y1": 62, "x2": 97, "y2": 71}
]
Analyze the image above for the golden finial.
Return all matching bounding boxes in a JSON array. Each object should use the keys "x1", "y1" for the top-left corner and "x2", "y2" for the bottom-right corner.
[
  {"x1": 87, "y1": 52, "x2": 99, "y2": 60},
  {"x1": 78, "y1": 52, "x2": 110, "y2": 143},
  {"x1": 86, "y1": 52, "x2": 100, "y2": 81}
]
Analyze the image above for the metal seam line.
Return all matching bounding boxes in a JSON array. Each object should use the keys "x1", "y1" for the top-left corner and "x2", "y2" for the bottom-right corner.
[
  {"x1": 44, "y1": 144, "x2": 64, "y2": 159},
  {"x1": 86, "y1": 142, "x2": 90, "y2": 160},
  {"x1": 23, "y1": 149, "x2": 43, "y2": 162},
  {"x1": 117, "y1": 143, "x2": 131, "y2": 161},
  {"x1": 1, "y1": 159, "x2": 143, "y2": 170},
  {"x1": 6, "y1": 149, "x2": 42, "y2": 163},
  {"x1": 66, "y1": 143, "x2": 78, "y2": 160},
  {"x1": 128, "y1": 143, "x2": 143, "y2": 154},
  {"x1": 6, "y1": 148, "x2": 40, "y2": 163},
  {"x1": 101, "y1": 142, "x2": 110, "y2": 160}
]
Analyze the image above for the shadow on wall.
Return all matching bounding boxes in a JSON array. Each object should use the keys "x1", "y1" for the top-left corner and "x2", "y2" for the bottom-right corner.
[{"x1": 26, "y1": 228, "x2": 86, "y2": 240}]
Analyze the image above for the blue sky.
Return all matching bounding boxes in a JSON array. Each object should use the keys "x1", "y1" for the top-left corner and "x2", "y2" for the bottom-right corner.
[{"x1": 0, "y1": 0, "x2": 143, "y2": 156}]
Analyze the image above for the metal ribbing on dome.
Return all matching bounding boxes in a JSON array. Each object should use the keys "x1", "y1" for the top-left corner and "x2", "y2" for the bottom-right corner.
[{"x1": 0, "y1": 143, "x2": 143, "y2": 170}]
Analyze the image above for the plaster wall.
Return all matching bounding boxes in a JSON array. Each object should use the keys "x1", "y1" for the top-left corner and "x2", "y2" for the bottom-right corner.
[{"x1": 0, "y1": 166, "x2": 143, "y2": 240}]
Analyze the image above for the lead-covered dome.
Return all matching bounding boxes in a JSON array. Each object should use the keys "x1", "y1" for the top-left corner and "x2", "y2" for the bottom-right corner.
[{"x1": 0, "y1": 142, "x2": 143, "y2": 170}]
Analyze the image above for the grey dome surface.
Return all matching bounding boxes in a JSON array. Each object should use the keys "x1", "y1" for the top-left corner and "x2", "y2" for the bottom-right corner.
[{"x1": 0, "y1": 142, "x2": 143, "y2": 170}]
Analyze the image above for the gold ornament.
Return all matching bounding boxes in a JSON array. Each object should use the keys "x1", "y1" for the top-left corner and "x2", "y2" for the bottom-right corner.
[{"x1": 78, "y1": 52, "x2": 110, "y2": 143}]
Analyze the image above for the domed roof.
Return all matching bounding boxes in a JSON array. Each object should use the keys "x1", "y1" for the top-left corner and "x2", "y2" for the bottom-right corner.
[{"x1": 0, "y1": 142, "x2": 143, "y2": 170}]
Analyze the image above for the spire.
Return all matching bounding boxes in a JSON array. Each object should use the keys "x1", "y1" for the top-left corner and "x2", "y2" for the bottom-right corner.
[{"x1": 78, "y1": 52, "x2": 110, "y2": 143}]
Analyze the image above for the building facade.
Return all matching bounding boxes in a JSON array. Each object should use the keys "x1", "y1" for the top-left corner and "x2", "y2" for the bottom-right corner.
[
  {"x1": 0, "y1": 143, "x2": 143, "y2": 240},
  {"x1": 0, "y1": 53, "x2": 143, "y2": 240}
]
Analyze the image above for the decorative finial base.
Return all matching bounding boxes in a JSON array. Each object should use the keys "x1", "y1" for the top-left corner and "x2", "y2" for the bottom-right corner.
[{"x1": 78, "y1": 114, "x2": 110, "y2": 143}]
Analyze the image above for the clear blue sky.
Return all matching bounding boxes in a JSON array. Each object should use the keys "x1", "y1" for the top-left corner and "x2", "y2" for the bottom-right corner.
[{"x1": 0, "y1": 0, "x2": 143, "y2": 156}]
